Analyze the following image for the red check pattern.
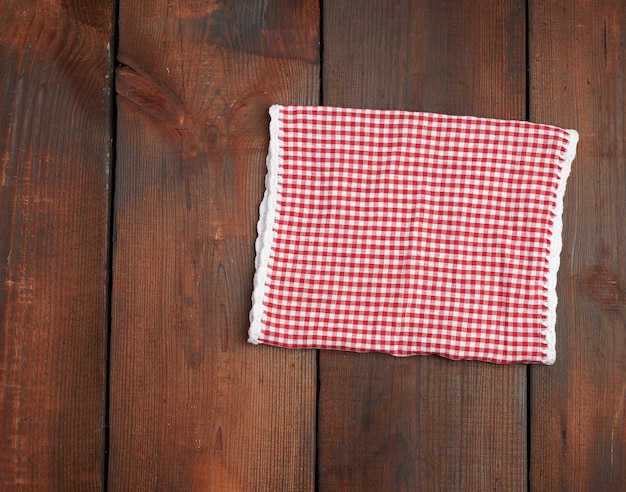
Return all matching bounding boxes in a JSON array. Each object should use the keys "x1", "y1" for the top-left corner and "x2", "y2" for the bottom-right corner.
[{"x1": 249, "y1": 105, "x2": 578, "y2": 364}]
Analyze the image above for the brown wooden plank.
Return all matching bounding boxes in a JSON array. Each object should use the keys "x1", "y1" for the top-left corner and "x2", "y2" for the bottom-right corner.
[
  {"x1": 109, "y1": 1, "x2": 319, "y2": 489},
  {"x1": 529, "y1": 1, "x2": 626, "y2": 489},
  {"x1": 0, "y1": 1, "x2": 113, "y2": 489},
  {"x1": 318, "y1": 1, "x2": 528, "y2": 490}
]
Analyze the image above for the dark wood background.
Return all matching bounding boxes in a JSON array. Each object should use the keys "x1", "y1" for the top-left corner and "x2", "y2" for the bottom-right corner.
[{"x1": 1, "y1": 0, "x2": 624, "y2": 490}]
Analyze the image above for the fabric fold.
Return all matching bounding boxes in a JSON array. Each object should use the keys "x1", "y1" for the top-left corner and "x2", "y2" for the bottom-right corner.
[{"x1": 249, "y1": 105, "x2": 578, "y2": 364}]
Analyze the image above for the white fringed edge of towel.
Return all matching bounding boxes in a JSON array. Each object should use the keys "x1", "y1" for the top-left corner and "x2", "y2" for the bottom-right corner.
[
  {"x1": 248, "y1": 105, "x2": 284, "y2": 344},
  {"x1": 542, "y1": 128, "x2": 578, "y2": 364}
]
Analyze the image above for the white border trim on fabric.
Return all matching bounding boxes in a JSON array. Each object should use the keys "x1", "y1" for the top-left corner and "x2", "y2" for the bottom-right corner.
[
  {"x1": 248, "y1": 105, "x2": 284, "y2": 344},
  {"x1": 543, "y1": 129, "x2": 579, "y2": 364}
]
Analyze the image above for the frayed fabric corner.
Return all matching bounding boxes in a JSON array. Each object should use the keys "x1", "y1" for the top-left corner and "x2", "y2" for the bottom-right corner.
[{"x1": 249, "y1": 105, "x2": 578, "y2": 364}]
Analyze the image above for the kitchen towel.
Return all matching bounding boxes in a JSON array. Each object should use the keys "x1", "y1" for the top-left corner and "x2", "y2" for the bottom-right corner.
[{"x1": 249, "y1": 105, "x2": 578, "y2": 364}]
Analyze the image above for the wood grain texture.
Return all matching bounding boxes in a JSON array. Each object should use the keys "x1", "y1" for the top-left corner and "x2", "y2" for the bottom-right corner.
[
  {"x1": 529, "y1": 1, "x2": 626, "y2": 490},
  {"x1": 318, "y1": 1, "x2": 527, "y2": 490},
  {"x1": 0, "y1": 0, "x2": 113, "y2": 489},
  {"x1": 109, "y1": 1, "x2": 319, "y2": 489}
]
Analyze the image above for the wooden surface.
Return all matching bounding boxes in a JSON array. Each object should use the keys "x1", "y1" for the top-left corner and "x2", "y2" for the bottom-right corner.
[
  {"x1": 0, "y1": 0, "x2": 624, "y2": 490},
  {"x1": 0, "y1": 1, "x2": 113, "y2": 489},
  {"x1": 109, "y1": 1, "x2": 319, "y2": 490},
  {"x1": 529, "y1": 1, "x2": 626, "y2": 490},
  {"x1": 318, "y1": 1, "x2": 527, "y2": 490}
]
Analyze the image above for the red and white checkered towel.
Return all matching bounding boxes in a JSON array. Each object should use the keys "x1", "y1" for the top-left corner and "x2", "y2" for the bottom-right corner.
[{"x1": 249, "y1": 105, "x2": 578, "y2": 364}]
